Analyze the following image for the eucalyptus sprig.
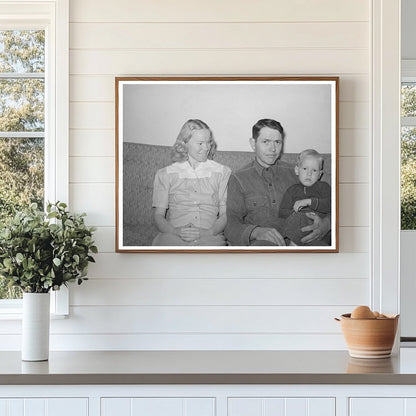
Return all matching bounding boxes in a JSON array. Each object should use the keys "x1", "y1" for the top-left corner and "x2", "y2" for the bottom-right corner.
[{"x1": 0, "y1": 202, "x2": 97, "y2": 293}]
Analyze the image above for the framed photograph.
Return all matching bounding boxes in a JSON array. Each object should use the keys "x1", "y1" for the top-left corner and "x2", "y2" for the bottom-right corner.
[{"x1": 116, "y1": 76, "x2": 338, "y2": 253}]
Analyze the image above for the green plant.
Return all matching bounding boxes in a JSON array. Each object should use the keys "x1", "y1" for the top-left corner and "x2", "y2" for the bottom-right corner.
[{"x1": 0, "y1": 202, "x2": 97, "y2": 293}]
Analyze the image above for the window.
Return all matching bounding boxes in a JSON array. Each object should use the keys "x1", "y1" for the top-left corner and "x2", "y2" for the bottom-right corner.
[
  {"x1": 401, "y1": 64, "x2": 416, "y2": 230},
  {"x1": 0, "y1": 29, "x2": 45, "y2": 299},
  {"x1": 0, "y1": 0, "x2": 69, "y2": 314}
]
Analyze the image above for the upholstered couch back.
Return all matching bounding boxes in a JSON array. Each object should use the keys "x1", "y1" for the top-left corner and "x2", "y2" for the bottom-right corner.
[{"x1": 122, "y1": 142, "x2": 331, "y2": 246}]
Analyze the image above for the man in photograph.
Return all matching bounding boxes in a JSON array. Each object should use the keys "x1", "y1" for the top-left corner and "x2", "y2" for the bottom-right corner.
[{"x1": 224, "y1": 118, "x2": 331, "y2": 246}]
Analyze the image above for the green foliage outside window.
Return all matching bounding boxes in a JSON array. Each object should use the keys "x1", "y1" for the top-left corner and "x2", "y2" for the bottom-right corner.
[
  {"x1": 401, "y1": 84, "x2": 416, "y2": 230},
  {"x1": 0, "y1": 30, "x2": 45, "y2": 299},
  {"x1": 401, "y1": 127, "x2": 416, "y2": 229}
]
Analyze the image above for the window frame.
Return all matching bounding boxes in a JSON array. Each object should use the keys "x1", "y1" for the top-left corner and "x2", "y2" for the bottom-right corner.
[
  {"x1": 371, "y1": 0, "x2": 401, "y2": 319},
  {"x1": 0, "y1": 0, "x2": 69, "y2": 316}
]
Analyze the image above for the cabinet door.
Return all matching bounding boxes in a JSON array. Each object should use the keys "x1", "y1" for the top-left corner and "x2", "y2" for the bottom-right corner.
[
  {"x1": 350, "y1": 398, "x2": 416, "y2": 416},
  {"x1": 228, "y1": 398, "x2": 335, "y2": 416},
  {"x1": 101, "y1": 397, "x2": 215, "y2": 416},
  {"x1": 0, "y1": 398, "x2": 88, "y2": 416},
  {"x1": 350, "y1": 398, "x2": 404, "y2": 416}
]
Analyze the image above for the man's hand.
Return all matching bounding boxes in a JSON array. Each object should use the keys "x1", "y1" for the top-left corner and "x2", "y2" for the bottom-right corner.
[
  {"x1": 251, "y1": 227, "x2": 285, "y2": 246},
  {"x1": 293, "y1": 198, "x2": 311, "y2": 212},
  {"x1": 300, "y1": 213, "x2": 330, "y2": 244}
]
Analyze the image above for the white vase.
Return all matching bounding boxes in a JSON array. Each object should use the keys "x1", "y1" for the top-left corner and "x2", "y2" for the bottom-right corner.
[{"x1": 22, "y1": 292, "x2": 50, "y2": 361}]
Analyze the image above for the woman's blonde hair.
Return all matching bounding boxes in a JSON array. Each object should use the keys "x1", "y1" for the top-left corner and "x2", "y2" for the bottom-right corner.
[{"x1": 171, "y1": 119, "x2": 217, "y2": 162}]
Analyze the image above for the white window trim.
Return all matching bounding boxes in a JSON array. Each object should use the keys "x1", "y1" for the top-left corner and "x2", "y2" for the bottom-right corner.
[
  {"x1": 402, "y1": 60, "x2": 416, "y2": 80},
  {"x1": 371, "y1": 0, "x2": 401, "y2": 320},
  {"x1": 0, "y1": 0, "x2": 69, "y2": 317}
]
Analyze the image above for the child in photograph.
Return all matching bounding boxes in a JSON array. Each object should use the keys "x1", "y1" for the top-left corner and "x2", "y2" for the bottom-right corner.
[{"x1": 279, "y1": 149, "x2": 331, "y2": 246}]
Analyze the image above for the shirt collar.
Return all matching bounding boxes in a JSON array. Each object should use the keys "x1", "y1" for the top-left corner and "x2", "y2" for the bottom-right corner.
[
  {"x1": 174, "y1": 159, "x2": 211, "y2": 170},
  {"x1": 253, "y1": 158, "x2": 277, "y2": 177}
]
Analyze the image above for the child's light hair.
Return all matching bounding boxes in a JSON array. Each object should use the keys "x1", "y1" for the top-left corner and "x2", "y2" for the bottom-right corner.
[
  {"x1": 296, "y1": 149, "x2": 324, "y2": 170},
  {"x1": 171, "y1": 119, "x2": 217, "y2": 162}
]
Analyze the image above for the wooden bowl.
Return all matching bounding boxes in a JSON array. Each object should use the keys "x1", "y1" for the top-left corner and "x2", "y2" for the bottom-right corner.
[{"x1": 337, "y1": 313, "x2": 399, "y2": 359}]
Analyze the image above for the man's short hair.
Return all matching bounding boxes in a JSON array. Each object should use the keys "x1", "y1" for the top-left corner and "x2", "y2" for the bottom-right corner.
[{"x1": 252, "y1": 119, "x2": 285, "y2": 141}]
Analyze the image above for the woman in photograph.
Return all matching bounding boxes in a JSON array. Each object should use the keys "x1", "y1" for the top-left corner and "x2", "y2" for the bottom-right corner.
[{"x1": 152, "y1": 119, "x2": 231, "y2": 246}]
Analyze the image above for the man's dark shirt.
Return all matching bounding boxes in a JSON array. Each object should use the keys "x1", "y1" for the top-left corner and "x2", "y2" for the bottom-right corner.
[{"x1": 224, "y1": 158, "x2": 297, "y2": 245}]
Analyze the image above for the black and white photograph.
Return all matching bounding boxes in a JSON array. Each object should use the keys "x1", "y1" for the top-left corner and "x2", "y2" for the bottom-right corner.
[{"x1": 116, "y1": 77, "x2": 339, "y2": 253}]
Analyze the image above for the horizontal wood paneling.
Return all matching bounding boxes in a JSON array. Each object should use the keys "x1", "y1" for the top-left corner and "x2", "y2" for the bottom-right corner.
[
  {"x1": 69, "y1": 157, "x2": 114, "y2": 183},
  {"x1": 0, "y1": 306, "x2": 354, "y2": 335},
  {"x1": 339, "y1": 129, "x2": 369, "y2": 157},
  {"x1": 339, "y1": 156, "x2": 369, "y2": 183},
  {"x1": 69, "y1": 75, "x2": 369, "y2": 103},
  {"x1": 44, "y1": 0, "x2": 374, "y2": 352},
  {"x1": 69, "y1": 183, "x2": 114, "y2": 226},
  {"x1": 71, "y1": 278, "x2": 368, "y2": 306},
  {"x1": 86, "y1": 253, "x2": 369, "y2": 279},
  {"x1": 70, "y1": 76, "x2": 115, "y2": 102},
  {"x1": 50, "y1": 305, "x2": 354, "y2": 334},
  {"x1": 339, "y1": 102, "x2": 369, "y2": 129},
  {"x1": 91, "y1": 227, "x2": 115, "y2": 253},
  {"x1": 339, "y1": 183, "x2": 369, "y2": 227},
  {"x1": 69, "y1": 0, "x2": 369, "y2": 23},
  {"x1": 69, "y1": 130, "x2": 115, "y2": 157},
  {"x1": 69, "y1": 101, "x2": 367, "y2": 130},
  {"x1": 0, "y1": 333, "x2": 347, "y2": 350},
  {"x1": 70, "y1": 49, "x2": 368, "y2": 76},
  {"x1": 339, "y1": 226, "x2": 369, "y2": 252},
  {"x1": 70, "y1": 22, "x2": 368, "y2": 50},
  {"x1": 339, "y1": 77, "x2": 369, "y2": 102},
  {"x1": 70, "y1": 103, "x2": 113, "y2": 129}
]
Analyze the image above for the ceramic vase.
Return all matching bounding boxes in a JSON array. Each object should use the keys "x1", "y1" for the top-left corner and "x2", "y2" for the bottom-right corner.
[{"x1": 22, "y1": 292, "x2": 50, "y2": 361}]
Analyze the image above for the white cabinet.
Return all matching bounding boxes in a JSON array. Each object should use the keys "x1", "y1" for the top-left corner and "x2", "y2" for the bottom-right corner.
[
  {"x1": 350, "y1": 398, "x2": 416, "y2": 416},
  {"x1": 3, "y1": 385, "x2": 416, "y2": 416},
  {"x1": 228, "y1": 397, "x2": 335, "y2": 416},
  {"x1": 0, "y1": 398, "x2": 88, "y2": 416},
  {"x1": 101, "y1": 397, "x2": 215, "y2": 416}
]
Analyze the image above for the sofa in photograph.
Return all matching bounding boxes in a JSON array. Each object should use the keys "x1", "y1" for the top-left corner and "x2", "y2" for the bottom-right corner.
[{"x1": 122, "y1": 142, "x2": 332, "y2": 247}]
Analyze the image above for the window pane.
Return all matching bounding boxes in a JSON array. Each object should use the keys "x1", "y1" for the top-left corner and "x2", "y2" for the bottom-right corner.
[
  {"x1": 0, "y1": 30, "x2": 45, "y2": 73},
  {"x1": 402, "y1": 83, "x2": 416, "y2": 117},
  {"x1": 401, "y1": 126, "x2": 416, "y2": 230},
  {"x1": 0, "y1": 284, "x2": 22, "y2": 300},
  {"x1": 0, "y1": 30, "x2": 45, "y2": 301},
  {"x1": 0, "y1": 79, "x2": 44, "y2": 132},
  {"x1": 0, "y1": 137, "x2": 44, "y2": 217}
]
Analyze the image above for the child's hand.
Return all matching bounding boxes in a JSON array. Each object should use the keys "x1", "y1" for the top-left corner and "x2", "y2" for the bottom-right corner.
[{"x1": 293, "y1": 198, "x2": 312, "y2": 212}]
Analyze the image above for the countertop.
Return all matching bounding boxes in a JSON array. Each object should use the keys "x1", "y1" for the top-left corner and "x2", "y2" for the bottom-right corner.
[{"x1": 2, "y1": 349, "x2": 416, "y2": 385}]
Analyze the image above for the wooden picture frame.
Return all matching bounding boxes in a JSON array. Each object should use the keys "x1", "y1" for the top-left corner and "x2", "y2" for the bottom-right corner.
[{"x1": 115, "y1": 76, "x2": 339, "y2": 253}]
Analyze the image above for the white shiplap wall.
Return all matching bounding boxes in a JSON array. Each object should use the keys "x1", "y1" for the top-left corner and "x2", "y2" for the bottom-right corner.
[{"x1": 52, "y1": 0, "x2": 372, "y2": 350}]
